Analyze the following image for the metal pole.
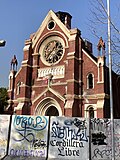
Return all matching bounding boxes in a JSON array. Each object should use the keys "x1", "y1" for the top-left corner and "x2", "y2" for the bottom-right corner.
[
  {"x1": 89, "y1": 118, "x2": 91, "y2": 160},
  {"x1": 107, "y1": 0, "x2": 115, "y2": 159}
]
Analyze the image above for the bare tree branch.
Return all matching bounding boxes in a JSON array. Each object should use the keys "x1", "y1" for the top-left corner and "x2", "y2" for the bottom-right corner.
[{"x1": 88, "y1": 0, "x2": 120, "y2": 74}]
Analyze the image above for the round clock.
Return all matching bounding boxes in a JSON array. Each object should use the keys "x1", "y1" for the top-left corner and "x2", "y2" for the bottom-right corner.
[{"x1": 43, "y1": 40, "x2": 63, "y2": 64}]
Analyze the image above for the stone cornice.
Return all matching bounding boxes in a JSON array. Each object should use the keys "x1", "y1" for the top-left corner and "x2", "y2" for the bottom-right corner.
[{"x1": 17, "y1": 97, "x2": 30, "y2": 103}]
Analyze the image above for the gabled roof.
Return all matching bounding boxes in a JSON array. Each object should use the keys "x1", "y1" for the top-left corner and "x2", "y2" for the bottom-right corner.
[
  {"x1": 82, "y1": 48, "x2": 98, "y2": 65},
  {"x1": 32, "y1": 87, "x2": 65, "y2": 104},
  {"x1": 32, "y1": 10, "x2": 71, "y2": 48}
]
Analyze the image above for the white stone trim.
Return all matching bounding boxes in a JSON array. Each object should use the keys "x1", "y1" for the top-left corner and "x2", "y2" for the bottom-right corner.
[
  {"x1": 32, "y1": 10, "x2": 70, "y2": 48},
  {"x1": 67, "y1": 52, "x2": 75, "y2": 56},
  {"x1": 82, "y1": 49, "x2": 97, "y2": 65},
  {"x1": 38, "y1": 65, "x2": 65, "y2": 79},
  {"x1": 32, "y1": 87, "x2": 65, "y2": 104},
  {"x1": 23, "y1": 44, "x2": 30, "y2": 51},
  {"x1": 64, "y1": 100, "x2": 74, "y2": 109},
  {"x1": 15, "y1": 103, "x2": 24, "y2": 111},
  {"x1": 86, "y1": 73, "x2": 94, "y2": 89},
  {"x1": 34, "y1": 97, "x2": 62, "y2": 116},
  {"x1": 39, "y1": 36, "x2": 65, "y2": 66}
]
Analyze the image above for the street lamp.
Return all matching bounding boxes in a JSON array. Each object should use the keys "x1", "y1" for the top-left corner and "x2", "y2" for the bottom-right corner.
[
  {"x1": 107, "y1": 0, "x2": 115, "y2": 159},
  {"x1": 0, "y1": 40, "x2": 6, "y2": 47}
]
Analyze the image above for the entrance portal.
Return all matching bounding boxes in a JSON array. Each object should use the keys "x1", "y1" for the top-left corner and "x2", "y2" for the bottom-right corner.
[
  {"x1": 34, "y1": 97, "x2": 62, "y2": 116},
  {"x1": 45, "y1": 105, "x2": 59, "y2": 116}
]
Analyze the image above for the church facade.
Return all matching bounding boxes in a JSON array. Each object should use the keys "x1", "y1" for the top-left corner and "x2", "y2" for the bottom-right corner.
[{"x1": 7, "y1": 10, "x2": 120, "y2": 118}]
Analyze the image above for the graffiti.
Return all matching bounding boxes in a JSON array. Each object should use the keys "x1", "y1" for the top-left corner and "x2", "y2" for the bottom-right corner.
[
  {"x1": 9, "y1": 115, "x2": 49, "y2": 158},
  {"x1": 13, "y1": 122, "x2": 35, "y2": 143},
  {"x1": 92, "y1": 148, "x2": 111, "y2": 159},
  {"x1": 10, "y1": 148, "x2": 45, "y2": 157},
  {"x1": 50, "y1": 139, "x2": 84, "y2": 147},
  {"x1": 64, "y1": 118, "x2": 87, "y2": 130},
  {"x1": 50, "y1": 138, "x2": 83, "y2": 156},
  {"x1": 3, "y1": 116, "x2": 120, "y2": 159},
  {"x1": 32, "y1": 139, "x2": 47, "y2": 149},
  {"x1": 13, "y1": 115, "x2": 48, "y2": 143},
  {"x1": 57, "y1": 147, "x2": 80, "y2": 157},
  {"x1": 92, "y1": 132, "x2": 107, "y2": 145},
  {"x1": 91, "y1": 119, "x2": 111, "y2": 159},
  {"x1": 14, "y1": 115, "x2": 48, "y2": 131},
  {"x1": 73, "y1": 118, "x2": 87, "y2": 130},
  {"x1": 92, "y1": 147, "x2": 120, "y2": 159},
  {"x1": 51, "y1": 118, "x2": 88, "y2": 142},
  {"x1": 91, "y1": 119, "x2": 120, "y2": 159},
  {"x1": 91, "y1": 118, "x2": 110, "y2": 132},
  {"x1": 0, "y1": 115, "x2": 10, "y2": 159},
  {"x1": 49, "y1": 117, "x2": 89, "y2": 159}
]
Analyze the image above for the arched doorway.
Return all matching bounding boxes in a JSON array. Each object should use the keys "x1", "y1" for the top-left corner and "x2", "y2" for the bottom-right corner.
[
  {"x1": 45, "y1": 105, "x2": 59, "y2": 116},
  {"x1": 34, "y1": 97, "x2": 62, "y2": 116}
]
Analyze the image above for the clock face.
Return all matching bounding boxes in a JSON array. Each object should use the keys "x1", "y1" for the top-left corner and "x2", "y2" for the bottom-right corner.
[{"x1": 43, "y1": 40, "x2": 63, "y2": 64}]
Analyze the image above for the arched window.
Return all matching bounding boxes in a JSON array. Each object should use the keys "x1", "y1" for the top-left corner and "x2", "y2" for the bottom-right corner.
[
  {"x1": 87, "y1": 73, "x2": 94, "y2": 89},
  {"x1": 85, "y1": 105, "x2": 97, "y2": 118},
  {"x1": 98, "y1": 63, "x2": 102, "y2": 82},
  {"x1": 85, "y1": 106, "x2": 95, "y2": 118},
  {"x1": 9, "y1": 76, "x2": 12, "y2": 90},
  {"x1": 16, "y1": 81, "x2": 21, "y2": 95},
  {"x1": 88, "y1": 107, "x2": 94, "y2": 118}
]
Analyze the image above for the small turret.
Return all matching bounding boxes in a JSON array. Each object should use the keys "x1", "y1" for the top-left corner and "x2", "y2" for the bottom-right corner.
[
  {"x1": 97, "y1": 37, "x2": 105, "y2": 56},
  {"x1": 10, "y1": 55, "x2": 18, "y2": 71}
]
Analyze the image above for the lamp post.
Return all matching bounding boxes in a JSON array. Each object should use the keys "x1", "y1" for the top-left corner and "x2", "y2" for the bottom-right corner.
[
  {"x1": 0, "y1": 40, "x2": 6, "y2": 47},
  {"x1": 107, "y1": 0, "x2": 115, "y2": 159}
]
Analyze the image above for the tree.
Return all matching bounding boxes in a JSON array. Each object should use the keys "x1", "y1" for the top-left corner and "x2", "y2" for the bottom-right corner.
[
  {"x1": 0, "y1": 87, "x2": 9, "y2": 114},
  {"x1": 88, "y1": 0, "x2": 120, "y2": 74}
]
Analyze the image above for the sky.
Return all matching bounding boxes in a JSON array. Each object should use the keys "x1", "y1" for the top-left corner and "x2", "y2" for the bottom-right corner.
[{"x1": 0, "y1": 0, "x2": 118, "y2": 87}]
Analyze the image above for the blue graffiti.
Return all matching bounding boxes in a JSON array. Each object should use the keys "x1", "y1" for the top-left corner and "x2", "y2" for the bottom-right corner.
[
  {"x1": 13, "y1": 122, "x2": 35, "y2": 143},
  {"x1": 13, "y1": 115, "x2": 48, "y2": 131},
  {"x1": 13, "y1": 115, "x2": 48, "y2": 144}
]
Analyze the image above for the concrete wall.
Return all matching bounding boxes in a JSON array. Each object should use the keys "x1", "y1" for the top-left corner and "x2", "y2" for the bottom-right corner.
[{"x1": 0, "y1": 115, "x2": 119, "y2": 159}]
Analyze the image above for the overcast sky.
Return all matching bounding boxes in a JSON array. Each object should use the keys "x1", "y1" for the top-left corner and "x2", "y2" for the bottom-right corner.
[{"x1": 0, "y1": 0, "x2": 118, "y2": 87}]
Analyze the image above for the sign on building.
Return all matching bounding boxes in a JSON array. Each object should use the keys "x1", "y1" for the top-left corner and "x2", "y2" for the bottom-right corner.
[{"x1": 48, "y1": 116, "x2": 89, "y2": 159}]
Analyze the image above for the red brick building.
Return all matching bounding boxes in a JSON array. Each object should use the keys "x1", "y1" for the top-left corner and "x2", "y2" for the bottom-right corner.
[{"x1": 7, "y1": 10, "x2": 120, "y2": 118}]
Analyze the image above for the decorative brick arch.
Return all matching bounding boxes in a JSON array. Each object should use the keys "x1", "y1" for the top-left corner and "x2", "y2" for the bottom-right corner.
[
  {"x1": 34, "y1": 97, "x2": 62, "y2": 116},
  {"x1": 34, "y1": 32, "x2": 68, "y2": 54}
]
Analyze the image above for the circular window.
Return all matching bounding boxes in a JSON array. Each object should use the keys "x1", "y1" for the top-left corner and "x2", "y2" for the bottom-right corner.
[
  {"x1": 39, "y1": 36, "x2": 65, "y2": 66},
  {"x1": 43, "y1": 40, "x2": 63, "y2": 64},
  {"x1": 48, "y1": 21, "x2": 55, "y2": 30}
]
